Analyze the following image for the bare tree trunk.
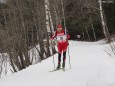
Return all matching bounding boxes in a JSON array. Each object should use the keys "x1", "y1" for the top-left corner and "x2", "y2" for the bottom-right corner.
[
  {"x1": 91, "y1": 24, "x2": 97, "y2": 41},
  {"x1": 53, "y1": 0, "x2": 59, "y2": 26},
  {"x1": 45, "y1": 0, "x2": 57, "y2": 56},
  {"x1": 61, "y1": 0, "x2": 67, "y2": 31},
  {"x1": 98, "y1": 0, "x2": 111, "y2": 43},
  {"x1": 85, "y1": 26, "x2": 90, "y2": 41},
  {"x1": 82, "y1": 30, "x2": 85, "y2": 40}
]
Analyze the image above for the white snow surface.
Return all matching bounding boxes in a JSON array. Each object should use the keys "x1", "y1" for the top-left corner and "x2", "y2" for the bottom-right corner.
[{"x1": 0, "y1": 41, "x2": 115, "y2": 86}]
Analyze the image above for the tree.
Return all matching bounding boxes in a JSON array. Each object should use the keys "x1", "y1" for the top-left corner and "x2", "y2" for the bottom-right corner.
[
  {"x1": 0, "y1": 0, "x2": 56, "y2": 73},
  {"x1": 98, "y1": 0, "x2": 111, "y2": 43}
]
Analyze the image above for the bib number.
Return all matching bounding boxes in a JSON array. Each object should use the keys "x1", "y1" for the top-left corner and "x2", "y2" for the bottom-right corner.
[{"x1": 57, "y1": 35, "x2": 66, "y2": 41}]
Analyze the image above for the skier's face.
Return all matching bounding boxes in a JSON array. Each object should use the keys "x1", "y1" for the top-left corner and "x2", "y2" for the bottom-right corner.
[{"x1": 57, "y1": 27, "x2": 62, "y2": 32}]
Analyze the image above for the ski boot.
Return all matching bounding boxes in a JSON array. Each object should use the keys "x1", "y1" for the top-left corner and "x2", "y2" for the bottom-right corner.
[
  {"x1": 56, "y1": 64, "x2": 60, "y2": 70},
  {"x1": 62, "y1": 62, "x2": 65, "y2": 69}
]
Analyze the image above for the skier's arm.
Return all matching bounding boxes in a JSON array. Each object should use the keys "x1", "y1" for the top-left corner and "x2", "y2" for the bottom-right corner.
[
  {"x1": 67, "y1": 34, "x2": 70, "y2": 39},
  {"x1": 50, "y1": 31, "x2": 56, "y2": 39},
  {"x1": 65, "y1": 30, "x2": 70, "y2": 39}
]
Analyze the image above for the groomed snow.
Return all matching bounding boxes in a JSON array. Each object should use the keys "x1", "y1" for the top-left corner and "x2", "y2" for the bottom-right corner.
[{"x1": 0, "y1": 41, "x2": 115, "y2": 86}]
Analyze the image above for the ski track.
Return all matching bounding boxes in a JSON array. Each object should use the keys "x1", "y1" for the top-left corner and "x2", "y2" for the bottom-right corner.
[{"x1": 0, "y1": 41, "x2": 115, "y2": 86}]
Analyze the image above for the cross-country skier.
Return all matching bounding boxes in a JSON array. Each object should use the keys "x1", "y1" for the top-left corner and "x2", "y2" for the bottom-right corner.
[{"x1": 50, "y1": 24, "x2": 70, "y2": 70}]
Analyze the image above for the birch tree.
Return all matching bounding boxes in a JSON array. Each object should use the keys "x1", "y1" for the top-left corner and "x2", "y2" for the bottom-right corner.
[{"x1": 98, "y1": 0, "x2": 111, "y2": 43}]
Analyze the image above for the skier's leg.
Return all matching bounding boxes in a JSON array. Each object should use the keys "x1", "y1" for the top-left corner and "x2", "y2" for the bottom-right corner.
[
  {"x1": 62, "y1": 42, "x2": 68, "y2": 68},
  {"x1": 62, "y1": 51, "x2": 66, "y2": 68},
  {"x1": 56, "y1": 52, "x2": 61, "y2": 69},
  {"x1": 58, "y1": 44, "x2": 62, "y2": 65},
  {"x1": 63, "y1": 43, "x2": 68, "y2": 63},
  {"x1": 63, "y1": 51, "x2": 66, "y2": 62},
  {"x1": 58, "y1": 52, "x2": 61, "y2": 65},
  {"x1": 57, "y1": 44, "x2": 62, "y2": 69}
]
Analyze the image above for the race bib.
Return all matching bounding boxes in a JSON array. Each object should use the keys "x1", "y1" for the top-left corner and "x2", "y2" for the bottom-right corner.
[{"x1": 56, "y1": 35, "x2": 67, "y2": 41}]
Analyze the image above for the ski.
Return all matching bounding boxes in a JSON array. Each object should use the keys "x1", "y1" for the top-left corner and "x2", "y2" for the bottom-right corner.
[
  {"x1": 62, "y1": 68, "x2": 65, "y2": 72},
  {"x1": 49, "y1": 68, "x2": 61, "y2": 72},
  {"x1": 49, "y1": 68, "x2": 65, "y2": 72}
]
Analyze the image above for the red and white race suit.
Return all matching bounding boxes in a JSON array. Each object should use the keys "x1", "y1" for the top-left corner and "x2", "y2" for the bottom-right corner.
[{"x1": 51, "y1": 29, "x2": 70, "y2": 54}]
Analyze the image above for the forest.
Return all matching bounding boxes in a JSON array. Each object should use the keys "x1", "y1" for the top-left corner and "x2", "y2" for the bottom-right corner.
[{"x1": 0, "y1": 0, "x2": 115, "y2": 77}]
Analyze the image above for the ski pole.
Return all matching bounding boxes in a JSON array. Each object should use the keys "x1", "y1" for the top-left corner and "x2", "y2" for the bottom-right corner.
[
  {"x1": 68, "y1": 44, "x2": 71, "y2": 69},
  {"x1": 52, "y1": 51, "x2": 55, "y2": 70},
  {"x1": 51, "y1": 40, "x2": 55, "y2": 70}
]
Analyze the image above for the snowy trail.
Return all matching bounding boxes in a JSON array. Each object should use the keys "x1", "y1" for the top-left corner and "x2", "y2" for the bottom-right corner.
[{"x1": 0, "y1": 41, "x2": 115, "y2": 86}]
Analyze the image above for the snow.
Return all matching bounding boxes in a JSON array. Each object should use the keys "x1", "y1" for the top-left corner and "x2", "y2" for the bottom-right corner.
[{"x1": 0, "y1": 41, "x2": 115, "y2": 86}]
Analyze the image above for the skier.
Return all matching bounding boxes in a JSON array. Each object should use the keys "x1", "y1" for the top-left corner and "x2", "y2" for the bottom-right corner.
[{"x1": 50, "y1": 24, "x2": 70, "y2": 70}]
